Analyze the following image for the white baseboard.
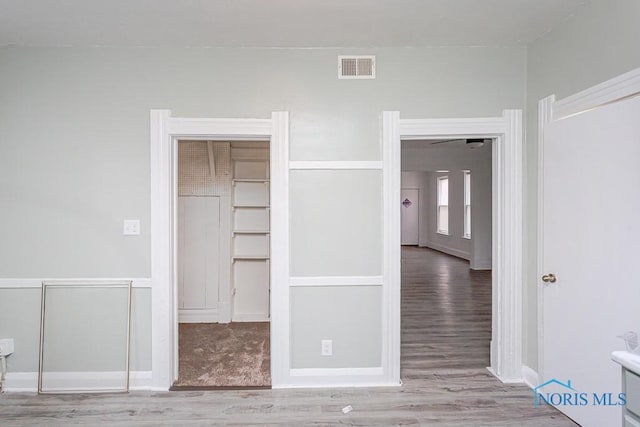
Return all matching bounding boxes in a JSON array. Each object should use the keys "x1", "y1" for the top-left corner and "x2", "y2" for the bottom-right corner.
[
  {"x1": 178, "y1": 308, "x2": 219, "y2": 323},
  {"x1": 522, "y1": 365, "x2": 540, "y2": 389},
  {"x1": 3, "y1": 372, "x2": 38, "y2": 392},
  {"x1": 486, "y1": 366, "x2": 524, "y2": 384},
  {"x1": 420, "y1": 242, "x2": 470, "y2": 261},
  {"x1": 232, "y1": 313, "x2": 269, "y2": 322},
  {"x1": 4, "y1": 371, "x2": 153, "y2": 392},
  {"x1": 217, "y1": 302, "x2": 232, "y2": 323},
  {"x1": 277, "y1": 367, "x2": 398, "y2": 389}
]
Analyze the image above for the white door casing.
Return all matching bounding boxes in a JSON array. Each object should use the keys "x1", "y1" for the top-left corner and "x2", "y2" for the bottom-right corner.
[
  {"x1": 384, "y1": 110, "x2": 524, "y2": 383},
  {"x1": 538, "y1": 69, "x2": 640, "y2": 426},
  {"x1": 150, "y1": 112, "x2": 289, "y2": 390},
  {"x1": 401, "y1": 188, "x2": 419, "y2": 245}
]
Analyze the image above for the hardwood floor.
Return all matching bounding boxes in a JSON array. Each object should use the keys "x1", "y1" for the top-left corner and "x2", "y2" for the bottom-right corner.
[{"x1": 1, "y1": 247, "x2": 576, "y2": 426}]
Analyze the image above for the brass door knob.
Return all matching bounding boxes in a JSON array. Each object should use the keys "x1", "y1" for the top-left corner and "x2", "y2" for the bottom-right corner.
[{"x1": 542, "y1": 274, "x2": 557, "y2": 283}]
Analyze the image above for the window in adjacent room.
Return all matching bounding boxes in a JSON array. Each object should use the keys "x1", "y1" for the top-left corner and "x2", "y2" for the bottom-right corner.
[
  {"x1": 463, "y1": 171, "x2": 471, "y2": 239},
  {"x1": 437, "y1": 176, "x2": 449, "y2": 235}
]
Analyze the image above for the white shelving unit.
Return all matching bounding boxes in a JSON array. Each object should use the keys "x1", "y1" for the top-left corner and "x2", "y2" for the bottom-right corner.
[{"x1": 230, "y1": 145, "x2": 270, "y2": 322}]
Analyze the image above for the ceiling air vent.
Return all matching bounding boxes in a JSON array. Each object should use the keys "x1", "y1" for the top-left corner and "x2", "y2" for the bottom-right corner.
[{"x1": 338, "y1": 55, "x2": 375, "y2": 79}]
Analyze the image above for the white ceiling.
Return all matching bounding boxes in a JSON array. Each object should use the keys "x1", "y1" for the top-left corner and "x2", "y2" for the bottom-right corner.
[{"x1": 0, "y1": 0, "x2": 588, "y2": 48}]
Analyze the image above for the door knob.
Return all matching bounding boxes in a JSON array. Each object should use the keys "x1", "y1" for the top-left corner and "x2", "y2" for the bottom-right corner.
[{"x1": 542, "y1": 273, "x2": 557, "y2": 283}]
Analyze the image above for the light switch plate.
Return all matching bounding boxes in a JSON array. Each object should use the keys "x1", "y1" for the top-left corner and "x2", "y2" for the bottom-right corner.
[{"x1": 123, "y1": 220, "x2": 141, "y2": 235}]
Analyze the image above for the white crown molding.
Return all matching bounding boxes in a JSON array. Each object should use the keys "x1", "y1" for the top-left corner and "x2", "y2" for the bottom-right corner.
[{"x1": 552, "y1": 67, "x2": 640, "y2": 120}]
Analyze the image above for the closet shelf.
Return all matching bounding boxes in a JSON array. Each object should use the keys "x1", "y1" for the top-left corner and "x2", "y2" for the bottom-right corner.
[
  {"x1": 232, "y1": 179, "x2": 270, "y2": 183},
  {"x1": 232, "y1": 205, "x2": 270, "y2": 209},
  {"x1": 233, "y1": 230, "x2": 270, "y2": 234}
]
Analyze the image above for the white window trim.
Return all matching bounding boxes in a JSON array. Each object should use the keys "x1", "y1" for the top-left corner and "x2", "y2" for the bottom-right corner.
[
  {"x1": 436, "y1": 176, "x2": 449, "y2": 236},
  {"x1": 463, "y1": 170, "x2": 471, "y2": 239}
]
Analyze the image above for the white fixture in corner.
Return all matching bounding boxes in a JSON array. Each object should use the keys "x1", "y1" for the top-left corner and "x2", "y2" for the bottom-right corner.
[{"x1": 123, "y1": 220, "x2": 141, "y2": 235}]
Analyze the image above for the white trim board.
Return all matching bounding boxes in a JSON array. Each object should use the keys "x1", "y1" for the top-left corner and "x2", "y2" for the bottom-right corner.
[
  {"x1": 289, "y1": 161, "x2": 383, "y2": 170},
  {"x1": 0, "y1": 278, "x2": 152, "y2": 289},
  {"x1": 419, "y1": 243, "x2": 470, "y2": 261},
  {"x1": 522, "y1": 366, "x2": 540, "y2": 390},
  {"x1": 536, "y1": 67, "x2": 640, "y2": 384},
  {"x1": 4, "y1": 371, "x2": 154, "y2": 393},
  {"x1": 552, "y1": 67, "x2": 640, "y2": 120},
  {"x1": 280, "y1": 367, "x2": 387, "y2": 389},
  {"x1": 150, "y1": 111, "x2": 290, "y2": 391},
  {"x1": 289, "y1": 276, "x2": 383, "y2": 287},
  {"x1": 384, "y1": 110, "x2": 524, "y2": 384},
  {"x1": 178, "y1": 308, "x2": 219, "y2": 323}
]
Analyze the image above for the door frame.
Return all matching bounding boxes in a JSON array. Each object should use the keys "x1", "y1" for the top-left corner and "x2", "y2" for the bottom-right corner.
[
  {"x1": 382, "y1": 110, "x2": 524, "y2": 383},
  {"x1": 149, "y1": 111, "x2": 289, "y2": 390},
  {"x1": 537, "y1": 67, "x2": 640, "y2": 382}
]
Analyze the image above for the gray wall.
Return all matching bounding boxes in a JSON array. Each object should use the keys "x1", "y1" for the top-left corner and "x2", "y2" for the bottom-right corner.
[
  {"x1": 0, "y1": 288, "x2": 151, "y2": 372},
  {"x1": 0, "y1": 45, "x2": 526, "y2": 372},
  {"x1": 524, "y1": 0, "x2": 640, "y2": 370},
  {"x1": 401, "y1": 143, "x2": 492, "y2": 269}
]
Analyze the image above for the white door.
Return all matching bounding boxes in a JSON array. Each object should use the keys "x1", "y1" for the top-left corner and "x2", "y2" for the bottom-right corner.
[
  {"x1": 178, "y1": 196, "x2": 221, "y2": 322},
  {"x1": 401, "y1": 188, "x2": 419, "y2": 245},
  {"x1": 541, "y1": 95, "x2": 640, "y2": 426}
]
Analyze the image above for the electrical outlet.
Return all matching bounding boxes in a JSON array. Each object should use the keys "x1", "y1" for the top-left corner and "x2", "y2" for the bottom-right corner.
[
  {"x1": 0, "y1": 338, "x2": 14, "y2": 356},
  {"x1": 123, "y1": 219, "x2": 141, "y2": 235},
  {"x1": 321, "y1": 339, "x2": 332, "y2": 356}
]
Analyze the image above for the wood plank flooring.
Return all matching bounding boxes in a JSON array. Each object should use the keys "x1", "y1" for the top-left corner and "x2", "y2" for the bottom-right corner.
[{"x1": 0, "y1": 247, "x2": 576, "y2": 426}]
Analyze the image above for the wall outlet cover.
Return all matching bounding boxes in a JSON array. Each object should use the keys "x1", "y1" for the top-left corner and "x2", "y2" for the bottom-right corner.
[
  {"x1": 321, "y1": 339, "x2": 333, "y2": 356},
  {"x1": 123, "y1": 219, "x2": 141, "y2": 235}
]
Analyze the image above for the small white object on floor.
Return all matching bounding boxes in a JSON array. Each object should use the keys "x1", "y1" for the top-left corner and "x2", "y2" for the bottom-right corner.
[{"x1": 342, "y1": 405, "x2": 353, "y2": 414}]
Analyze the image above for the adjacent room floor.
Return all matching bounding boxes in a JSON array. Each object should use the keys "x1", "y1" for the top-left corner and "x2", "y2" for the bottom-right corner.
[
  {"x1": 1, "y1": 247, "x2": 575, "y2": 425},
  {"x1": 173, "y1": 322, "x2": 271, "y2": 389}
]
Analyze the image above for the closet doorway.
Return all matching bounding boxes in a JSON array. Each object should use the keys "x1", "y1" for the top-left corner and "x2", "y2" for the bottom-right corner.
[{"x1": 172, "y1": 140, "x2": 271, "y2": 389}]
